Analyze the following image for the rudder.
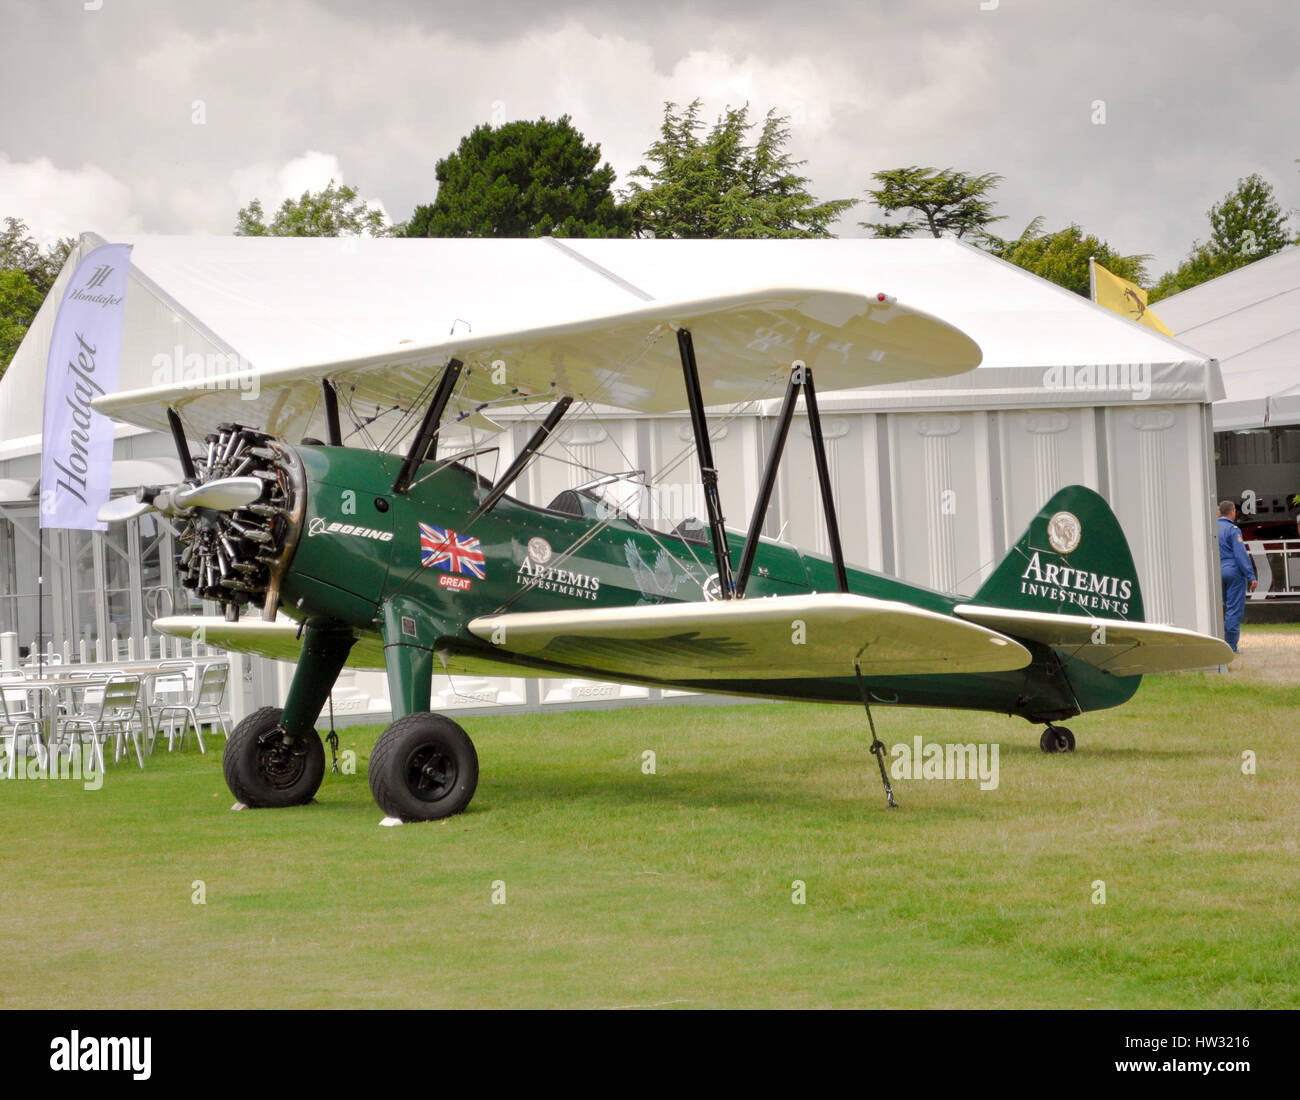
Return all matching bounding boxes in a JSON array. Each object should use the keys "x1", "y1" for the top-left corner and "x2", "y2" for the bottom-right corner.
[{"x1": 973, "y1": 486, "x2": 1144, "y2": 622}]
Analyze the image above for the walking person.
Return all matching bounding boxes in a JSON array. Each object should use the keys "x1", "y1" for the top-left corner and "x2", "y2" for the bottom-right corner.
[{"x1": 1217, "y1": 500, "x2": 1256, "y2": 653}]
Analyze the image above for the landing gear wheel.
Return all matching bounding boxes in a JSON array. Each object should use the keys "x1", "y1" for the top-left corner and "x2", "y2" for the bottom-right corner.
[
  {"x1": 224, "y1": 706, "x2": 325, "y2": 808},
  {"x1": 369, "y1": 712, "x2": 479, "y2": 822},
  {"x1": 1039, "y1": 725, "x2": 1076, "y2": 754}
]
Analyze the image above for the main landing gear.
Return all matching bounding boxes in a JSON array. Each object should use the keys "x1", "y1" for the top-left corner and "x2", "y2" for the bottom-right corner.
[
  {"x1": 223, "y1": 621, "x2": 350, "y2": 810},
  {"x1": 1039, "y1": 725, "x2": 1076, "y2": 754},
  {"x1": 225, "y1": 706, "x2": 326, "y2": 807},
  {"x1": 369, "y1": 712, "x2": 479, "y2": 822}
]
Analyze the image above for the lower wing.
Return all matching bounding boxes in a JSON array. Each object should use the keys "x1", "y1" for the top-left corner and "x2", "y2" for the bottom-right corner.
[{"x1": 468, "y1": 594, "x2": 1031, "y2": 681}]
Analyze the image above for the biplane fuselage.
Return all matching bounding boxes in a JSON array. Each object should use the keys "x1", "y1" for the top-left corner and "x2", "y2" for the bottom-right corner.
[{"x1": 280, "y1": 444, "x2": 1137, "y2": 723}]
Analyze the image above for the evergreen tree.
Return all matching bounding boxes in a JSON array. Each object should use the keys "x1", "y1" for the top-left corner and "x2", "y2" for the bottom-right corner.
[
  {"x1": 623, "y1": 100, "x2": 855, "y2": 238},
  {"x1": 236, "y1": 180, "x2": 393, "y2": 237},
  {"x1": 405, "y1": 116, "x2": 628, "y2": 238}
]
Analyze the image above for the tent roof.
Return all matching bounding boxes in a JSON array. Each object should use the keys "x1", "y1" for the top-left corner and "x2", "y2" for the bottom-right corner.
[
  {"x1": 1, "y1": 235, "x2": 1221, "y2": 453},
  {"x1": 1154, "y1": 245, "x2": 1300, "y2": 431}
]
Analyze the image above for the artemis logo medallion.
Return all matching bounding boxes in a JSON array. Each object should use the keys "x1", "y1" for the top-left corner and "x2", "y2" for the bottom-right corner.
[
  {"x1": 527, "y1": 537, "x2": 552, "y2": 565},
  {"x1": 1046, "y1": 511, "x2": 1081, "y2": 554}
]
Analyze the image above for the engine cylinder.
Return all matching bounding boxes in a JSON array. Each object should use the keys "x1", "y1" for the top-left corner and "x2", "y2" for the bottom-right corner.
[{"x1": 174, "y1": 424, "x2": 305, "y2": 619}]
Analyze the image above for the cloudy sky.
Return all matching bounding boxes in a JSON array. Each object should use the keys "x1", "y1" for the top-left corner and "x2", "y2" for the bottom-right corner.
[{"x1": 2, "y1": 0, "x2": 1296, "y2": 278}]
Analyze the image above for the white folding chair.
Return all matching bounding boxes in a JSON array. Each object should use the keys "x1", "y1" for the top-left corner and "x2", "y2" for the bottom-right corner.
[
  {"x1": 0, "y1": 679, "x2": 45, "y2": 778},
  {"x1": 60, "y1": 675, "x2": 143, "y2": 772},
  {"x1": 155, "y1": 663, "x2": 230, "y2": 754},
  {"x1": 145, "y1": 661, "x2": 195, "y2": 754}
]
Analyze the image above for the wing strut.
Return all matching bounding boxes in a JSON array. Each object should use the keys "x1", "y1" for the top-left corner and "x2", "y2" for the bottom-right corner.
[
  {"x1": 471, "y1": 395, "x2": 573, "y2": 518},
  {"x1": 321, "y1": 380, "x2": 343, "y2": 446},
  {"x1": 166, "y1": 407, "x2": 196, "y2": 481},
  {"x1": 677, "y1": 328, "x2": 735, "y2": 599},
  {"x1": 392, "y1": 358, "x2": 463, "y2": 494},
  {"x1": 734, "y1": 365, "x2": 849, "y2": 596},
  {"x1": 802, "y1": 367, "x2": 849, "y2": 593}
]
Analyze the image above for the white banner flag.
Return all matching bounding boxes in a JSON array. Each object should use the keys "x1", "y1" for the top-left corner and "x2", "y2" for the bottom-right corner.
[{"x1": 40, "y1": 242, "x2": 132, "y2": 531}]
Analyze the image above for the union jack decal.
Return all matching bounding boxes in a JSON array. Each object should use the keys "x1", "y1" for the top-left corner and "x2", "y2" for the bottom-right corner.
[{"x1": 419, "y1": 523, "x2": 486, "y2": 579}]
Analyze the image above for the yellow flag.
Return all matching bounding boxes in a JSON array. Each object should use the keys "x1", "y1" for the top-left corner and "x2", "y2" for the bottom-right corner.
[{"x1": 1091, "y1": 259, "x2": 1173, "y2": 336}]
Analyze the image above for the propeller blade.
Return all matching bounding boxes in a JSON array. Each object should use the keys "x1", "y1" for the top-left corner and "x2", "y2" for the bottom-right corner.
[
  {"x1": 98, "y1": 496, "x2": 157, "y2": 524},
  {"x1": 174, "y1": 476, "x2": 264, "y2": 512}
]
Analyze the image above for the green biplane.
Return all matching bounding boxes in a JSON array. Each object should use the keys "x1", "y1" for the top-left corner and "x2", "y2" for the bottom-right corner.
[{"x1": 93, "y1": 287, "x2": 1231, "y2": 821}]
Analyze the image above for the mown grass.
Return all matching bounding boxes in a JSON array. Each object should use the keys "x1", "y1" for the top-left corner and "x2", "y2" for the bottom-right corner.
[{"x1": 2, "y1": 630, "x2": 1297, "y2": 1009}]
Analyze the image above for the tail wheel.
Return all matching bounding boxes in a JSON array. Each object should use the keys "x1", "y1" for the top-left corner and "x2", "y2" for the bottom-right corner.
[
  {"x1": 1039, "y1": 725, "x2": 1076, "y2": 754},
  {"x1": 369, "y1": 712, "x2": 478, "y2": 822},
  {"x1": 224, "y1": 706, "x2": 325, "y2": 807}
]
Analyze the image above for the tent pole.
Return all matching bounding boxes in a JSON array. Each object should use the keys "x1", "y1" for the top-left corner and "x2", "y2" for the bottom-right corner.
[{"x1": 37, "y1": 525, "x2": 44, "y2": 729}]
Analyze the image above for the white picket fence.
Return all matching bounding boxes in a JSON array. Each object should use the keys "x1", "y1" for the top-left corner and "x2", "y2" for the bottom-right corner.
[
  {"x1": 0, "y1": 630, "x2": 218, "y2": 671},
  {"x1": 1246, "y1": 539, "x2": 1300, "y2": 599}
]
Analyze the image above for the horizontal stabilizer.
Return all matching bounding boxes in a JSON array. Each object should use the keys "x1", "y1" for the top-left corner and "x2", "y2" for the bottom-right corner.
[
  {"x1": 469, "y1": 594, "x2": 1031, "y2": 682},
  {"x1": 952, "y1": 604, "x2": 1233, "y2": 674}
]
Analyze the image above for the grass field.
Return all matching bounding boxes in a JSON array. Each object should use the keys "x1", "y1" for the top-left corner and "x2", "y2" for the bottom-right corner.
[{"x1": 2, "y1": 625, "x2": 1297, "y2": 1009}]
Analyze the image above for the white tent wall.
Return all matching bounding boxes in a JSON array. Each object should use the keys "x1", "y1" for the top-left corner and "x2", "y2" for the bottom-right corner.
[
  {"x1": 759, "y1": 401, "x2": 1217, "y2": 632},
  {"x1": 0, "y1": 235, "x2": 1226, "y2": 728}
]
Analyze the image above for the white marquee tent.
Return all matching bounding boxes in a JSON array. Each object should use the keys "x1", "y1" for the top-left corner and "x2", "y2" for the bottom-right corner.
[{"x1": 1156, "y1": 245, "x2": 1300, "y2": 431}]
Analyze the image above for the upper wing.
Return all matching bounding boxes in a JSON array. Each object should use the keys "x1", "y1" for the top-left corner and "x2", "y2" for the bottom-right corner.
[
  {"x1": 94, "y1": 287, "x2": 981, "y2": 440},
  {"x1": 468, "y1": 594, "x2": 1030, "y2": 681},
  {"x1": 953, "y1": 604, "x2": 1234, "y2": 674}
]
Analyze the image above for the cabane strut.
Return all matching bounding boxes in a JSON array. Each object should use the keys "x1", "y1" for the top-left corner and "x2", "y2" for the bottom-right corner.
[{"x1": 392, "y1": 358, "x2": 464, "y2": 494}]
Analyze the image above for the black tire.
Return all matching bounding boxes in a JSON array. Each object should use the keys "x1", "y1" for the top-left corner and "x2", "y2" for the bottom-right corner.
[
  {"x1": 1039, "y1": 726, "x2": 1074, "y2": 754},
  {"x1": 223, "y1": 706, "x2": 325, "y2": 808},
  {"x1": 369, "y1": 712, "x2": 478, "y2": 822}
]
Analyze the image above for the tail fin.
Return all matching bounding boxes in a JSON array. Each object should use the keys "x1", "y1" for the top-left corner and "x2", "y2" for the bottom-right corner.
[
  {"x1": 973, "y1": 485, "x2": 1144, "y2": 622},
  {"x1": 960, "y1": 486, "x2": 1231, "y2": 695}
]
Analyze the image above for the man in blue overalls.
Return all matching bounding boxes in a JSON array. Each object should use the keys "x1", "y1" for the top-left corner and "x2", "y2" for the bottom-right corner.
[{"x1": 1218, "y1": 500, "x2": 1257, "y2": 652}]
